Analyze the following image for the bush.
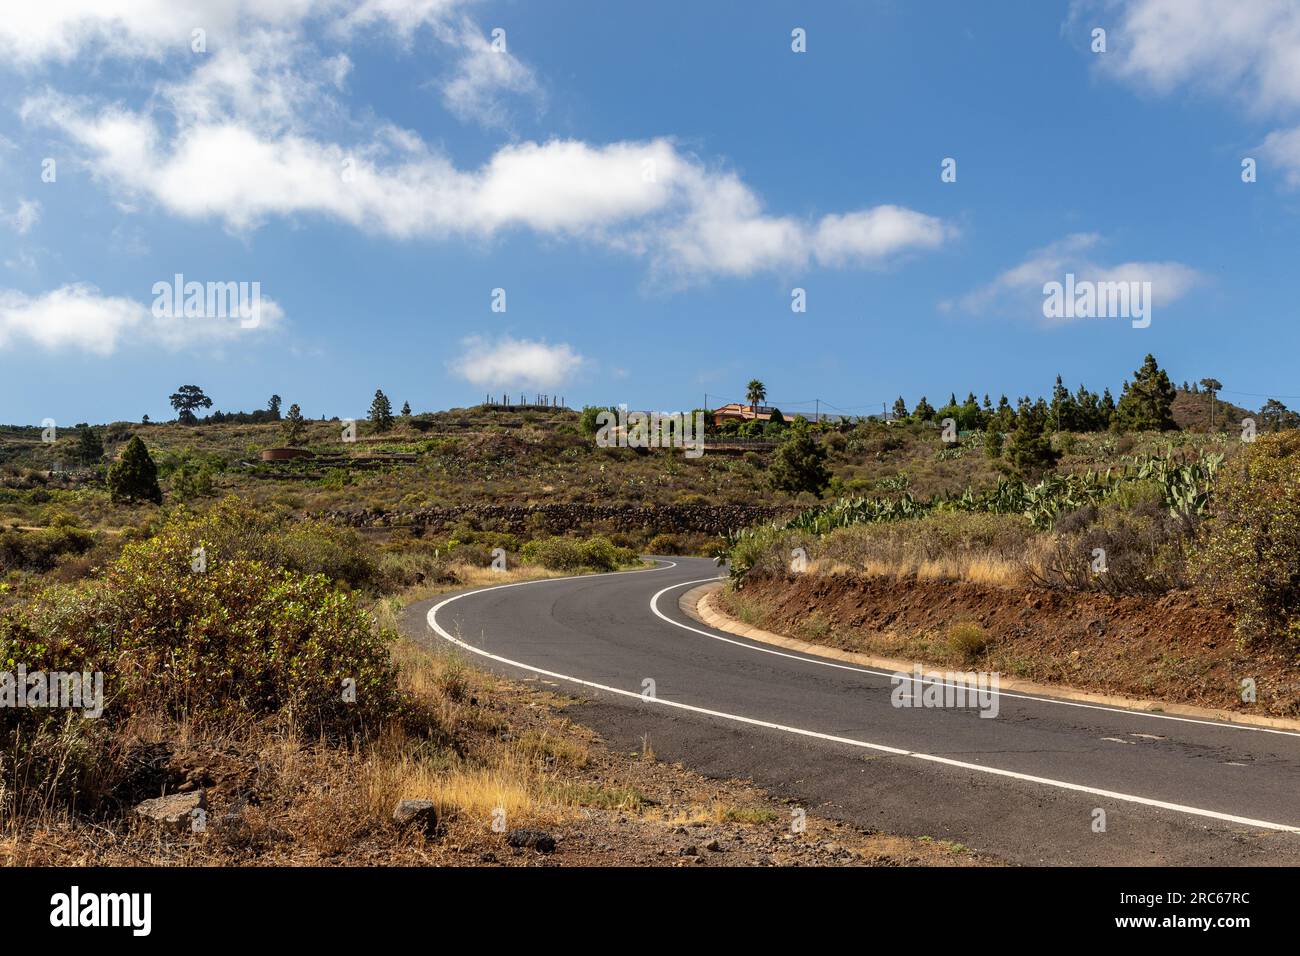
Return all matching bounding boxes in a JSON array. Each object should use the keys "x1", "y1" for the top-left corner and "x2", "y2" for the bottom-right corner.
[
  {"x1": 0, "y1": 519, "x2": 96, "y2": 573},
  {"x1": 0, "y1": 511, "x2": 403, "y2": 818},
  {"x1": 946, "y1": 623, "x2": 989, "y2": 663},
  {"x1": 1031, "y1": 501, "x2": 1189, "y2": 596},
  {"x1": 1191, "y1": 432, "x2": 1300, "y2": 647},
  {"x1": 170, "y1": 462, "x2": 216, "y2": 501},
  {"x1": 158, "y1": 497, "x2": 378, "y2": 591},
  {"x1": 646, "y1": 533, "x2": 683, "y2": 555},
  {"x1": 520, "y1": 535, "x2": 638, "y2": 572},
  {"x1": 768, "y1": 424, "x2": 830, "y2": 497},
  {"x1": 0, "y1": 531, "x2": 400, "y2": 735}
]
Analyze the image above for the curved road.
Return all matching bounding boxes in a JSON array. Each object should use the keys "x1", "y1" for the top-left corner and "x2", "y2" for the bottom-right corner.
[{"x1": 400, "y1": 557, "x2": 1300, "y2": 864}]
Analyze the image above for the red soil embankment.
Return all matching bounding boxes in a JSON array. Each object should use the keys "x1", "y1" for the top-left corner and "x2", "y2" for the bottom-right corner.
[{"x1": 720, "y1": 573, "x2": 1300, "y2": 716}]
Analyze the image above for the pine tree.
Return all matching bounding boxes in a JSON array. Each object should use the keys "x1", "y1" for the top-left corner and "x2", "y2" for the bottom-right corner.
[
  {"x1": 282, "y1": 403, "x2": 306, "y2": 445},
  {"x1": 76, "y1": 426, "x2": 104, "y2": 466},
  {"x1": 768, "y1": 422, "x2": 830, "y2": 497},
  {"x1": 991, "y1": 394, "x2": 1015, "y2": 433},
  {"x1": 892, "y1": 396, "x2": 908, "y2": 419},
  {"x1": 1116, "y1": 354, "x2": 1178, "y2": 432},
  {"x1": 1099, "y1": 388, "x2": 1117, "y2": 428},
  {"x1": 107, "y1": 436, "x2": 162, "y2": 504},
  {"x1": 369, "y1": 389, "x2": 394, "y2": 432},
  {"x1": 1006, "y1": 399, "x2": 1060, "y2": 479},
  {"x1": 913, "y1": 396, "x2": 936, "y2": 421},
  {"x1": 268, "y1": 394, "x2": 282, "y2": 420},
  {"x1": 983, "y1": 426, "x2": 1003, "y2": 460},
  {"x1": 1050, "y1": 375, "x2": 1080, "y2": 432},
  {"x1": 401, "y1": 401, "x2": 412, "y2": 417}
]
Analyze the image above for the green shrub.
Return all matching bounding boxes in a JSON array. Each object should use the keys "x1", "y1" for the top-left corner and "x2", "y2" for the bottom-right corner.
[
  {"x1": 520, "y1": 535, "x2": 637, "y2": 572},
  {"x1": 0, "y1": 520, "x2": 96, "y2": 573},
  {"x1": 0, "y1": 532, "x2": 400, "y2": 735},
  {"x1": 158, "y1": 497, "x2": 378, "y2": 591},
  {"x1": 1191, "y1": 432, "x2": 1300, "y2": 647},
  {"x1": 170, "y1": 462, "x2": 216, "y2": 501},
  {"x1": 647, "y1": 533, "x2": 683, "y2": 555},
  {"x1": 946, "y1": 623, "x2": 989, "y2": 663}
]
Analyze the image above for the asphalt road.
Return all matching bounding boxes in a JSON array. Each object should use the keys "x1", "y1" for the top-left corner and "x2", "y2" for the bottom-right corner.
[{"x1": 400, "y1": 557, "x2": 1300, "y2": 865}]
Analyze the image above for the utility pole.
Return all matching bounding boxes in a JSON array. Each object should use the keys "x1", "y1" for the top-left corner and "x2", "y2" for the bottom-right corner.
[{"x1": 815, "y1": 398, "x2": 819, "y2": 423}]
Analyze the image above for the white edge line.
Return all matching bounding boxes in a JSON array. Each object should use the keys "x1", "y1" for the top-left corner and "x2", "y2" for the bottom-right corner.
[
  {"x1": 651, "y1": 577, "x2": 1300, "y2": 740},
  {"x1": 424, "y1": 565, "x2": 1300, "y2": 835}
]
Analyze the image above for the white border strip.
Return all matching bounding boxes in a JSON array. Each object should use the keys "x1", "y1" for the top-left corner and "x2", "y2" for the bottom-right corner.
[
  {"x1": 425, "y1": 566, "x2": 1300, "y2": 834},
  {"x1": 652, "y1": 578, "x2": 1300, "y2": 739}
]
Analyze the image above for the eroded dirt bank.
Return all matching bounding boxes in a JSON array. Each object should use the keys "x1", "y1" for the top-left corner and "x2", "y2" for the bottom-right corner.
[{"x1": 719, "y1": 573, "x2": 1300, "y2": 716}]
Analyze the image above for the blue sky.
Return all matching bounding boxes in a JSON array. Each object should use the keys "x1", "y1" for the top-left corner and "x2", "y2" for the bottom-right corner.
[{"x1": 2, "y1": 0, "x2": 1300, "y2": 424}]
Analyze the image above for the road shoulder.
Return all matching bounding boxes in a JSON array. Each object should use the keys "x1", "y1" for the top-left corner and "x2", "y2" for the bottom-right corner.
[{"x1": 682, "y1": 582, "x2": 1300, "y2": 734}]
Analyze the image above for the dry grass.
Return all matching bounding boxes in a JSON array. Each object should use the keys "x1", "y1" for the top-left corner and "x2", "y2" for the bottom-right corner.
[{"x1": 818, "y1": 554, "x2": 1025, "y2": 588}]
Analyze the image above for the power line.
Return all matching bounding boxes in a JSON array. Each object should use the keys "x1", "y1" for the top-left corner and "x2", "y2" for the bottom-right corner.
[{"x1": 1221, "y1": 389, "x2": 1300, "y2": 401}]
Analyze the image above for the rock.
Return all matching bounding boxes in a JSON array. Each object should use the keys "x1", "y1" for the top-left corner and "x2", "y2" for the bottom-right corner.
[
  {"x1": 392, "y1": 799, "x2": 439, "y2": 835},
  {"x1": 678, "y1": 845, "x2": 699, "y2": 857},
  {"x1": 479, "y1": 851, "x2": 498, "y2": 864},
  {"x1": 704, "y1": 838, "x2": 723, "y2": 853},
  {"x1": 134, "y1": 791, "x2": 207, "y2": 832},
  {"x1": 506, "y1": 828, "x2": 556, "y2": 853}
]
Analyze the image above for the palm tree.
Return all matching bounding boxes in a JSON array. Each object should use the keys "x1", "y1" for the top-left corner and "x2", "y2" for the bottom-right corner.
[
  {"x1": 745, "y1": 379, "x2": 767, "y2": 420},
  {"x1": 1199, "y1": 378, "x2": 1223, "y2": 431}
]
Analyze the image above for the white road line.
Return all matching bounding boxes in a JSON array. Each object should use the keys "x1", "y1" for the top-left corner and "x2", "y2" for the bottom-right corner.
[
  {"x1": 425, "y1": 567, "x2": 1300, "y2": 834},
  {"x1": 650, "y1": 577, "x2": 1300, "y2": 740}
]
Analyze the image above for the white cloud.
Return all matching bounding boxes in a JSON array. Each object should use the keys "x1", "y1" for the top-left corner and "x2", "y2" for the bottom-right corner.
[
  {"x1": 813, "y1": 205, "x2": 954, "y2": 267},
  {"x1": 26, "y1": 85, "x2": 953, "y2": 277},
  {"x1": 334, "y1": 0, "x2": 464, "y2": 38},
  {"x1": 0, "y1": 1, "x2": 540, "y2": 127},
  {"x1": 438, "y1": 25, "x2": 542, "y2": 129},
  {"x1": 1083, "y1": 1, "x2": 1300, "y2": 186},
  {"x1": 0, "y1": 1, "x2": 323, "y2": 66},
  {"x1": 3, "y1": 198, "x2": 41, "y2": 234},
  {"x1": 0, "y1": 285, "x2": 143, "y2": 353},
  {"x1": 0, "y1": 1, "x2": 494, "y2": 66},
  {"x1": 450, "y1": 336, "x2": 584, "y2": 390},
  {"x1": 9, "y1": 4, "x2": 948, "y2": 280},
  {"x1": 1085, "y1": 0, "x2": 1300, "y2": 115},
  {"x1": 948, "y1": 232, "x2": 1203, "y2": 321},
  {"x1": 1258, "y1": 125, "x2": 1300, "y2": 185},
  {"x1": 0, "y1": 283, "x2": 283, "y2": 354}
]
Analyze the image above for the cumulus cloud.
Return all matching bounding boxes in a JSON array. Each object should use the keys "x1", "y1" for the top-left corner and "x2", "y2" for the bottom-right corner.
[
  {"x1": 8, "y1": 3, "x2": 949, "y2": 280},
  {"x1": 0, "y1": 2, "x2": 541, "y2": 127},
  {"x1": 449, "y1": 336, "x2": 584, "y2": 390},
  {"x1": 0, "y1": 1, "x2": 323, "y2": 65},
  {"x1": 0, "y1": 1, "x2": 490, "y2": 65},
  {"x1": 0, "y1": 283, "x2": 283, "y2": 354},
  {"x1": 1083, "y1": 0, "x2": 1300, "y2": 114},
  {"x1": 1081, "y1": 0, "x2": 1300, "y2": 186},
  {"x1": 3, "y1": 198, "x2": 40, "y2": 234},
  {"x1": 438, "y1": 26, "x2": 542, "y2": 129},
  {"x1": 947, "y1": 233, "x2": 1203, "y2": 321},
  {"x1": 25, "y1": 83, "x2": 952, "y2": 277}
]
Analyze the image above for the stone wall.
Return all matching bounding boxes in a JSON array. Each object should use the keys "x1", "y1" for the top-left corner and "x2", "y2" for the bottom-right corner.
[{"x1": 319, "y1": 502, "x2": 790, "y2": 536}]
